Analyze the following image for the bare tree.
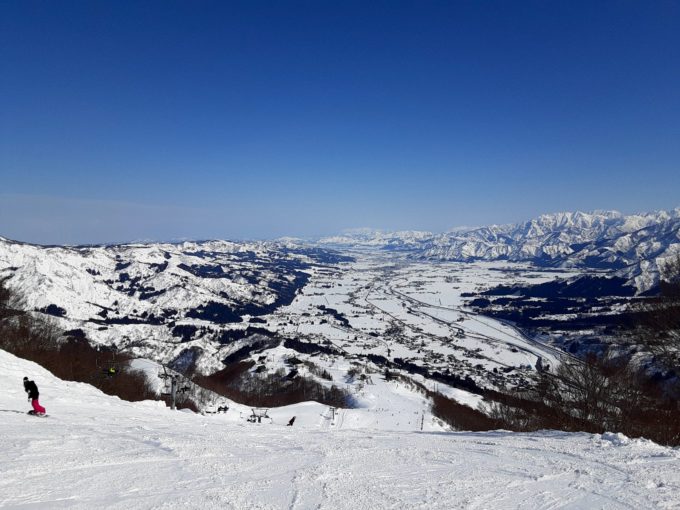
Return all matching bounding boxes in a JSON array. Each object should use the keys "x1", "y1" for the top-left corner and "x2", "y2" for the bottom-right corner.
[
  {"x1": 0, "y1": 277, "x2": 21, "y2": 324},
  {"x1": 0, "y1": 277, "x2": 11, "y2": 312},
  {"x1": 554, "y1": 354, "x2": 614, "y2": 424},
  {"x1": 634, "y1": 253, "x2": 680, "y2": 372}
]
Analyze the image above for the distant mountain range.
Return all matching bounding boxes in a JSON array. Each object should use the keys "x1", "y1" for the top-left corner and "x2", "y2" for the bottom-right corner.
[
  {"x1": 316, "y1": 209, "x2": 680, "y2": 292},
  {"x1": 318, "y1": 228, "x2": 434, "y2": 251}
]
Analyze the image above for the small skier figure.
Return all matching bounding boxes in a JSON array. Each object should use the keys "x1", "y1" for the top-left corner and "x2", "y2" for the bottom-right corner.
[
  {"x1": 23, "y1": 377, "x2": 46, "y2": 415},
  {"x1": 287, "y1": 416, "x2": 296, "y2": 427}
]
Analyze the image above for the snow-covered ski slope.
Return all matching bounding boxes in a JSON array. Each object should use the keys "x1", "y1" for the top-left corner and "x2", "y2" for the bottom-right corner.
[{"x1": 2, "y1": 349, "x2": 679, "y2": 509}]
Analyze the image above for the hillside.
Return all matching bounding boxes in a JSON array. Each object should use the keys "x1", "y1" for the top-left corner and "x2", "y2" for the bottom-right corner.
[
  {"x1": 2, "y1": 348, "x2": 679, "y2": 509},
  {"x1": 0, "y1": 237, "x2": 346, "y2": 374}
]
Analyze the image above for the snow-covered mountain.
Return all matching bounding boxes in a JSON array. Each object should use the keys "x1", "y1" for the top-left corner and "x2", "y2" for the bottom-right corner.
[
  {"x1": 316, "y1": 209, "x2": 680, "y2": 292},
  {"x1": 421, "y1": 210, "x2": 678, "y2": 263},
  {"x1": 0, "y1": 237, "x2": 345, "y2": 373},
  {"x1": 421, "y1": 210, "x2": 680, "y2": 292},
  {"x1": 318, "y1": 228, "x2": 433, "y2": 250}
]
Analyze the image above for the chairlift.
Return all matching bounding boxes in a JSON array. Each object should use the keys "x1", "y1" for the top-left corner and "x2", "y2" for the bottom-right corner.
[
  {"x1": 158, "y1": 365, "x2": 170, "y2": 381},
  {"x1": 247, "y1": 408, "x2": 271, "y2": 424},
  {"x1": 96, "y1": 349, "x2": 120, "y2": 376},
  {"x1": 203, "y1": 402, "x2": 228, "y2": 415}
]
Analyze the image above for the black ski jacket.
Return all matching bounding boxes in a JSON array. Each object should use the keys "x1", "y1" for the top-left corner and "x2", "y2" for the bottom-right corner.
[{"x1": 24, "y1": 380, "x2": 39, "y2": 400}]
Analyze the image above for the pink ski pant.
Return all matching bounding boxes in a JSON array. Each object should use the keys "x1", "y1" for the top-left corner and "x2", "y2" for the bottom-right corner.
[{"x1": 31, "y1": 399, "x2": 46, "y2": 414}]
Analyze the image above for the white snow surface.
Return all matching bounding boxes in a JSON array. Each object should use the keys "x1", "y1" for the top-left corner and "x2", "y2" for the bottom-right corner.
[{"x1": 2, "y1": 349, "x2": 680, "y2": 509}]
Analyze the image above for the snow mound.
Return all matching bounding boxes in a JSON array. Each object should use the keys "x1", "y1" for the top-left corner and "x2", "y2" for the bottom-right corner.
[{"x1": 598, "y1": 431, "x2": 633, "y2": 447}]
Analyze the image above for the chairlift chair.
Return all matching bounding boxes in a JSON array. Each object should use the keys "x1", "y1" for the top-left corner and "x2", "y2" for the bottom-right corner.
[
  {"x1": 96, "y1": 350, "x2": 120, "y2": 376},
  {"x1": 247, "y1": 408, "x2": 272, "y2": 424},
  {"x1": 158, "y1": 365, "x2": 170, "y2": 381}
]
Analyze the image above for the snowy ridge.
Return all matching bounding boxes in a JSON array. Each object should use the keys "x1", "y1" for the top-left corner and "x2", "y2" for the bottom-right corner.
[
  {"x1": 0, "y1": 237, "x2": 333, "y2": 373},
  {"x1": 422, "y1": 209, "x2": 680, "y2": 292},
  {"x1": 423, "y1": 209, "x2": 679, "y2": 263},
  {"x1": 2, "y1": 348, "x2": 679, "y2": 509},
  {"x1": 319, "y1": 228, "x2": 433, "y2": 250},
  {"x1": 316, "y1": 208, "x2": 680, "y2": 292}
]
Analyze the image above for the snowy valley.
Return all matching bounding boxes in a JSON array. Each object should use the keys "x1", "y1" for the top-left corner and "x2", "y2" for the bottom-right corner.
[
  {"x1": 2, "y1": 207, "x2": 678, "y2": 392},
  {"x1": 1, "y1": 208, "x2": 680, "y2": 508},
  {"x1": 0, "y1": 235, "x2": 578, "y2": 404}
]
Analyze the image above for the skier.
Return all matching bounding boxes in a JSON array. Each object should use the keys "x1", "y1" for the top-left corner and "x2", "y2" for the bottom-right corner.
[{"x1": 23, "y1": 377, "x2": 46, "y2": 415}]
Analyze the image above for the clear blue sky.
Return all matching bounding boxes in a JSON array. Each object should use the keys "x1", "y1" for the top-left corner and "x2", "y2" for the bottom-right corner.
[{"x1": 1, "y1": 1, "x2": 679, "y2": 244}]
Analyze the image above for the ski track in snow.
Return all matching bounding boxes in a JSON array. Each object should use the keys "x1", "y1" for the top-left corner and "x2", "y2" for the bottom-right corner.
[{"x1": 2, "y1": 350, "x2": 680, "y2": 509}]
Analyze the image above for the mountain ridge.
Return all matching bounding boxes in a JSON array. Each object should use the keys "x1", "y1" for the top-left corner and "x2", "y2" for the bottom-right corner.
[
  {"x1": 0, "y1": 237, "x2": 345, "y2": 374},
  {"x1": 315, "y1": 208, "x2": 680, "y2": 292}
]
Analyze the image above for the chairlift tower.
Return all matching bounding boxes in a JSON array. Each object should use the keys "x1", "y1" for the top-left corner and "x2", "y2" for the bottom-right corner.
[{"x1": 158, "y1": 365, "x2": 178, "y2": 410}]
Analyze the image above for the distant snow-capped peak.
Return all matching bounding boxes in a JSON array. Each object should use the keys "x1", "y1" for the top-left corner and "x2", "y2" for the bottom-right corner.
[{"x1": 316, "y1": 208, "x2": 680, "y2": 291}]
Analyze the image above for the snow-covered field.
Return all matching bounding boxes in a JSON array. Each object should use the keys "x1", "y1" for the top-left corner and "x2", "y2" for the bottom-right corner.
[
  {"x1": 2, "y1": 349, "x2": 680, "y2": 509},
  {"x1": 268, "y1": 255, "x2": 574, "y2": 390}
]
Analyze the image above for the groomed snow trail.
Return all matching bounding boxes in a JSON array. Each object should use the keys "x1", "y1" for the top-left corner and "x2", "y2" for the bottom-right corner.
[{"x1": 1, "y1": 350, "x2": 679, "y2": 509}]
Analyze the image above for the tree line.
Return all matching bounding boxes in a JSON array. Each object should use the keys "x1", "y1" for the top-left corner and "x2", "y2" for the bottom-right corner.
[
  {"x1": 482, "y1": 254, "x2": 680, "y2": 445},
  {"x1": 0, "y1": 277, "x2": 155, "y2": 402}
]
